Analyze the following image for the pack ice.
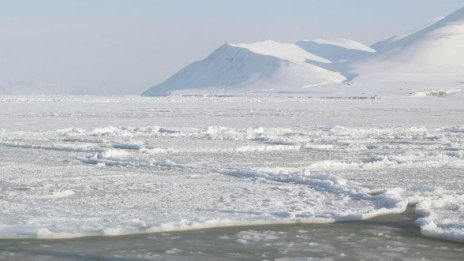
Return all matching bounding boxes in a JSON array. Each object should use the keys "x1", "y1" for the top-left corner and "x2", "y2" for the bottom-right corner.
[{"x1": 0, "y1": 95, "x2": 463, "y2": 243}]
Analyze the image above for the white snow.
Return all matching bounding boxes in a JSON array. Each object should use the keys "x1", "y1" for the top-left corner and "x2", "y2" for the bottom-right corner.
[{"x1": 0, "y1": 95, "x2": 463, "y2": 243}]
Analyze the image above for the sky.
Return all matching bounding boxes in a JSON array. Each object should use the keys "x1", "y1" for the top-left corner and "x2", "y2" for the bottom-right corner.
[{"x1": 0, "y1": 0, "x2": 463, "y2": 95}]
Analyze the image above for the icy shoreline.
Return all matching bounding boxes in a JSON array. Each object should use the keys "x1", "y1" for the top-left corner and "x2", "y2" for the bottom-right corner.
[{"x1": 1, "y1": 206, "x2": 463, "y2": 261}]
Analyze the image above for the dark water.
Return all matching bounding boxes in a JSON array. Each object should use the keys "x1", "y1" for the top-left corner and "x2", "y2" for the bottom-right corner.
[{"x1": 0, "y1": 208, "x2": 463, "y2": 261}]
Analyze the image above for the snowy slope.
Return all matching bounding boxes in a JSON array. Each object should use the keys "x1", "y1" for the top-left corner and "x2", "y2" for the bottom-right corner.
[
  {"x1": 371, "y1": 17, "x2": 445, "y2": 51},
  {"x1": 233, "y1": 40, "x2": 331, "y2": 64},
  {"x1": 296, "y1": 38, "x2": 375, "y2": 62},
  {"x1": 295, "y1": 38, "x2": 375, "y2": 81},
  {"x1": 142, "y1": 40, "x2": 345, "y2": 96},
  {"x1": 352, "y1": 7, "x2": 464, "y2": 94}
]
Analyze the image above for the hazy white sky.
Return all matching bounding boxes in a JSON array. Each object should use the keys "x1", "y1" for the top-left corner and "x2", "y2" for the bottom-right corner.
[{"x1": 0, "y1": 0, "x2": 463, "y2": 95}]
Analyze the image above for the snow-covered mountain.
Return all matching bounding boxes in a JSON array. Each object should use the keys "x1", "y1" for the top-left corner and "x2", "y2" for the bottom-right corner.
[
  {"x1": 142, "y1": 40, "x2": 346, "y2": 96},
  {"x1": 351, "y1": 6, "x2": 464, "y2": 94},
  {"x1": 144, "y1": 6, "x2": 464, "y2": 97}
]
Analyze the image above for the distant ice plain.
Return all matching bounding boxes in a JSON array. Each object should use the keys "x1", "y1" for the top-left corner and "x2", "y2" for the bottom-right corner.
[{"x1": 0, "y1": 95, "x2": 463, "y2": 244}]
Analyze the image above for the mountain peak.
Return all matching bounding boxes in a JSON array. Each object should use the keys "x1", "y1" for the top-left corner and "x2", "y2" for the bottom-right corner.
[{"x1": 142, "y1": 40, "x2": 345, "y2": 96}]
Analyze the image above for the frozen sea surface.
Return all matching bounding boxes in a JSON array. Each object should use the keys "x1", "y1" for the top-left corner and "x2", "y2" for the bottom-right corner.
[{"x1": 0, "y1": 95, "x2": 463, "y2": 244}]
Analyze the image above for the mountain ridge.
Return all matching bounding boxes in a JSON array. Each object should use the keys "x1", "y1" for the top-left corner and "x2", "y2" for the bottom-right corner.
[{"x1": 143, "y1": 6, "x2": 464, "y2": 96}]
